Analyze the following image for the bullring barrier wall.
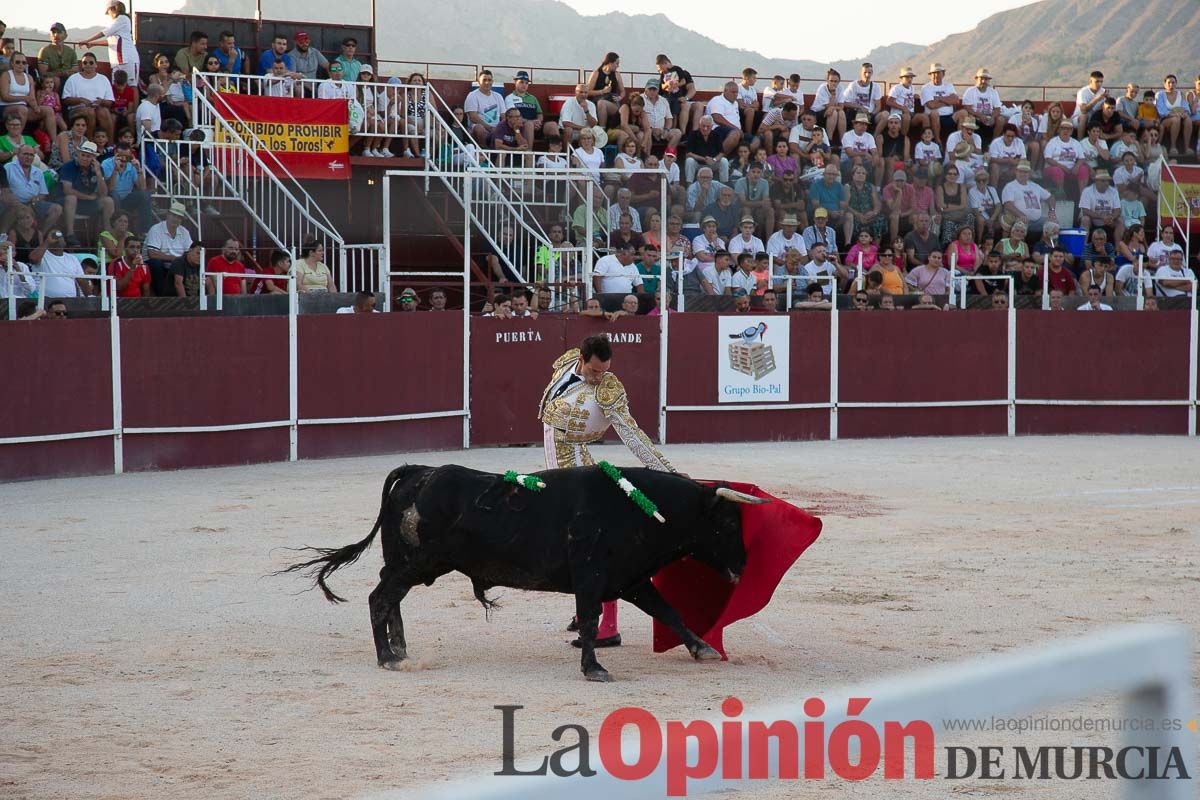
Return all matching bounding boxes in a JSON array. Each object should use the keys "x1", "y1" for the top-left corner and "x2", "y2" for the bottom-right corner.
[{"x1": 2, "y1": 311, "x2": 1196, "y2": 482}]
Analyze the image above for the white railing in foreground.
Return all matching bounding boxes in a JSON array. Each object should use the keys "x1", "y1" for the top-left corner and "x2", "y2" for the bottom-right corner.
[{"x1": 374, "y1": 624, "x2": 1192, "y2": 800}]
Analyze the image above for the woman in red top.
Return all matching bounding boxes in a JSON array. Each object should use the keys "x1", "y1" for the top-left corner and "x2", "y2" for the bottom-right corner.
[{"x1": 945, "y1": 225, "x2": 980, "y2": 274}]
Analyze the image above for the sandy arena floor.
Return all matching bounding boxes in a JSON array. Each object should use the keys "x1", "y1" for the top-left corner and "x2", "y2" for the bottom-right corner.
[{"x1": 2, "y1": 436, "x2": 1198, "y2": 799}]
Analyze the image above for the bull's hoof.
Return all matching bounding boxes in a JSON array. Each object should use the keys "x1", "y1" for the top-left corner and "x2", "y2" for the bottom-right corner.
[
  {"x1": 571, "y1": 634, "x2": 621, "y2": 648},
  {"x1": 378, "y1": 652, "x2": 408, "y2": 670},
  {"x1": 691, "y1": 643, "x2": 722, "y2": 661},
  {"x1": 584, "y1": 667, "x2": 612, "y2": 682}
]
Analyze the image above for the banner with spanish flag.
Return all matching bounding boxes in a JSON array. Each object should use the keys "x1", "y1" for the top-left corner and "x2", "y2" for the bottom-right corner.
[
  {"x1": 213, "y1": 94, "x2": 350, "y2": 180},
  {"x1": 1158, "y1": 163, "x2": 1200, "y2": 231}
]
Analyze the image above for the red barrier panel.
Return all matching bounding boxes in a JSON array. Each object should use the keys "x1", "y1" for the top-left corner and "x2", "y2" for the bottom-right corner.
[
  {"x1": 665, "y1": 313, "x2": 832, "y2": 442},
  {"x1": 1016, "y1": 311, "x2": 1192, "y2": 435},
  {"x1": 469, "y1": 316, "x2": 569, "y2": 445},
  {"x1": 0, "y1": 319, "x2": 114, "y2": 481},
  {"x1": 838, "y1": 311, "x2": 1009, "y2": 438},
  {"x1": 297, "y1": 312, "x2": 465, "y2": 458},
  {"x1": 564, "y1": 316, "x2": 661, "y2": 442},
  {"x1": 469, "y1": 316, "x2": 663, "y2": 446},
  {"x1": 120, "y1": 317, "x2": 291, "y2": 471}
]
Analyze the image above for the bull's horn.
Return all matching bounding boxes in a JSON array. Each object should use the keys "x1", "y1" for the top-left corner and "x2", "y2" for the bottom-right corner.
[{"x1": 715, "y1": 487, "x2": 769, "y2": 505}]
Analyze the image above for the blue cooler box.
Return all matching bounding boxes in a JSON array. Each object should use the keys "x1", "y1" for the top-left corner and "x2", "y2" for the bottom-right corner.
[{"x1": 1060, "y1": 228, "x2": 1087, "y2": 257}]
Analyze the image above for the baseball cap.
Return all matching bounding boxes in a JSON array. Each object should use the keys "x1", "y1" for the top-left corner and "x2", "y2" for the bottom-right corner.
[
  {"x1": 515, "y1": 70, "x2": 531, "y2": 82},
  {"x1": 359, "y1": 63, "x2": 374, "y2": 75},
  {"x1": 50, "y1": 22, "x2": 67, "y2": 33},
  {"x1": 645, "y1": 79, "x2": 659, "y2": 89},
  {"x1": 399, "y1": 288, "x2": 417, "y2": 301},
  {"x1": 814, "y1": 207, "x2": 829, "y2": 218},
  {"x1": 1094, "y1": 169, "x2": 1112, "y2": 180},
  {"x1": 295, "y1": 31, "x2": 310, "y2": 42}
]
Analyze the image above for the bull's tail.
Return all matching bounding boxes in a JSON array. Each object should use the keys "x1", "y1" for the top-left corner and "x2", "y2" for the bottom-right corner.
[{"x1": 277, "y1": 465, "x2": 421, "y2": 603}]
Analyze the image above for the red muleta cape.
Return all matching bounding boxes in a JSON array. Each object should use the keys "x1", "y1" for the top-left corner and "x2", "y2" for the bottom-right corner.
[{"x1": 651, "y1": 481, "x2": 822, "y2": 658}]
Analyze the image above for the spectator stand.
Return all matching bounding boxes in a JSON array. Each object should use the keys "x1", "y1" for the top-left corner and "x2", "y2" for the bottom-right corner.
[{"x1": 141, "y1": 72, "x2": 358, "y2": 289}]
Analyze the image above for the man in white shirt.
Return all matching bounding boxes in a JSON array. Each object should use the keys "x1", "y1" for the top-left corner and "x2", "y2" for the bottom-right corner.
[
  {"x1": 558, "y1": 83, "x2": 598, "y2": 145},
  {"x1": 135, "y1": 85, "x2": 163, "y2": 142},
  {"x1": 1001, "y1": 161, "x2": 1055, "y2": 239},
  {"x1": 337, "y1": 291, "x2": 379, "y2": 313},
  {"x1": 34, "y1": 230, "x2": 85, "y2": 298},
  {"x1": 840, "y1": 63, "x2": 882, "y2": 123},
  {"x1": 1078, "y1": 170, "x2": 1123, "y2": 241},
  {"x1": 464, "y1": 69, "x2": 505, "y2": 144},
  {"x1": 1154, "y1": 251, "x2": 1195, "y2": 297},
  {"x1": 592, "y1": 243, "x2": 645, "y2": 295},
  {"x1": 1147, "y1": 225, "x2": 1184, "y2": 268},
  {"x1": 1043, "y1": 120, "x2": 1089, "y2": 195},
  {"x1": 1074, "y1": 71, "x2": 1107, "y2": 133},
  {"x1": 987, "y1": 123, "x2": 1026, "y2": 185},
  {"x1": 882, "y1": 66, "x2": 919, "y2": 135},
  {"x1": 1076, "y1": 285, "x2": 1113, "y2": 311},
  {"x1": 727, "y1": 217, "x2": 764, "y2": 256},
  {"x1": 956, "y1": 68, "x2": 1003, "y2": 138},
  {"x1": 810, "y1": 69, "x2": 847, "y2": 144},
  {"x1": 63, "y1": 54, "x2": 116, "y2": 141},
  {"x1": 704, "y1": 82, "x2": 743, "y2": 155},
  {"x1": 919, "y1": 63, "x2": 959, "y2": 140},
  {"x1": 787, "y1": 110, "x2": 827, "y2": 158},
  {"x1": 1115, "y1": 260, "x2": 1154, "y2": 298},
  {"x1": 640, "y1": 81, "x2": 681, "y2": 150},
  {"x1": 766, "y1": 214, "x2": 808, "y2": 260},
  {"x1": 736, "y1": 68, "x2": 759, "y2": 136},
  {"x1": 317, "y1": 62, "x2": 354, "y2": 100},
  {"x1": 800, "y1": 243, "x2": 845, "y2": 296},
  {"x1": 841, "y1": 113, "x2": 879, "y2": 173},
  {"x1": 944, "y1": 117, "x2": 981, "y2": 163},
  {"x1": 144, "y1": 201, "x2": 194, "y2": 295}
]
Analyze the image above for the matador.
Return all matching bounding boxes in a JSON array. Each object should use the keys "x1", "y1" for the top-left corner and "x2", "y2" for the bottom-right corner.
[{"x1": 537, "y1": 334, "x2": 676, "y2": 647}]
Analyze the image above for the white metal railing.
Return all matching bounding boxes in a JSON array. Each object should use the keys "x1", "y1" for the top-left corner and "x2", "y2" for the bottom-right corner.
[
  {"x1": 419, "y1": 82, "x2": 608, "y2": 285},
  {"x1": 391, "y1": 624, "x2": 1193, "y2": 800},
  {"x1": 181, "y1": 72, "x2": 349, "y2": 285},
  {"x1": 192, "y1": 72, "x2": 428, "y2": 154}
]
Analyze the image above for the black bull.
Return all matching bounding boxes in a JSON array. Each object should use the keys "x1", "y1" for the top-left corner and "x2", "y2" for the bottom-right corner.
[{"x1": 283, "y1": 464, "x2": 766, "y2": 681}]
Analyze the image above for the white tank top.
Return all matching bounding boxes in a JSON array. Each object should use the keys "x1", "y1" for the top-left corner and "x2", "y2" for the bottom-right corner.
[{"x1": 4, "y1": 71, "x2": 31, "y2": 102}]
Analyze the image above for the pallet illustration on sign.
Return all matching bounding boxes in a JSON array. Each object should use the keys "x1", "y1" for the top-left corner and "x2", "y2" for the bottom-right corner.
[{"x1": 726, "y1": 322, "x2": 777, "y2": 379}]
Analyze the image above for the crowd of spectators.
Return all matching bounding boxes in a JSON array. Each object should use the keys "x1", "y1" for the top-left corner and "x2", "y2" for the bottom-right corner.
[
  {"x1": 2, "y1": 9, "x2": 1198, "y2": 313},
  {"x1": 447, "y1": 58, "x2": 1198, "y2": 313}
]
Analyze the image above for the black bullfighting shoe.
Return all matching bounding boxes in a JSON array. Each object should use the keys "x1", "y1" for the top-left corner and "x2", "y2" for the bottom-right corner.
[
  {"x1": 571, "y1": 634, "x2": 622, "y2": 648},
  {"x1": 566, "y1": 616, "x2": 580, "y2": 632}
]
